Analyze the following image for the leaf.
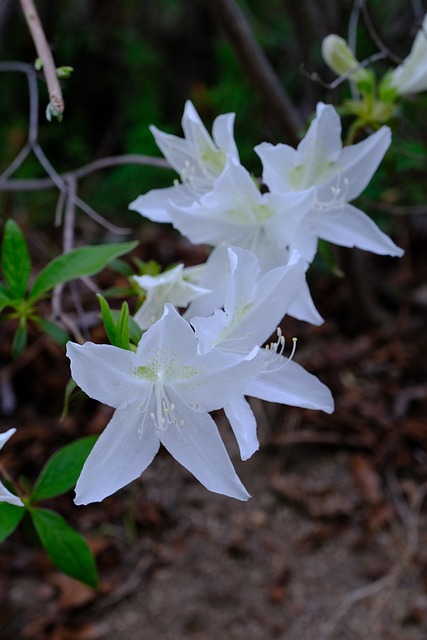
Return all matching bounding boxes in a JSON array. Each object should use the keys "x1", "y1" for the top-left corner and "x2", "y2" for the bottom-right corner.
[
  {"x1": 96, "y1": 294, "x2": 117, "y2": 345},
  {"x1": 31, "y1": 508, "x2": 98, "y2": 587},
  {"x1": 32, "y1": 436, "x2": 97, "y2": 502},
  {"x1": 0, "y1": 502, "x2": 25, "y2": 542},
  {"x1": 116, "y1": 302, "x2": 130, "y2": 349},
  {"x1": 61, "y1": 378, "x2": 78, "y2": 420},
  {"x1": 11, "y1": 321, "x2": 28, "y2": 358},
  {"x1": 111, "y1": 309, "x2": 143, "y2": 346},
  {"x1": 1, "y1": 220, "x2": 31, "y2": 298},
  {"x1": 34, "y1": 316, "x2": 70, "y2": 346},
  {"x1": 29, "y1": 241, "x2": 138, "y2": 301}
]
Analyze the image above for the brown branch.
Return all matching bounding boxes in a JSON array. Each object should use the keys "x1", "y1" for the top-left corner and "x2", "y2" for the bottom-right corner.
[
  {"x1": 19, "y1": 0, "x2": 64, "y2": 113},
  {"x1": 202, "y1": 0, "x2": 303, "y2": 145},
  {"x1": 0, "y1": 154, "x2": 170, "y2": 192}
]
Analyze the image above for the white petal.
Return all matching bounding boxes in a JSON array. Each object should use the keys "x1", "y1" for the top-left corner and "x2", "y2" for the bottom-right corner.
[
  {"x1": 212, "y1": 112, "x2": 239, "y2": 159},
  {"x1": 287, "y1": 279, "x2": 324, "y2": 326},
  {"x1": 150, "y1": 125, "x2": 194, "y2": 176},
  {"x1": 314, "y1": 203, "x2": 404, "y2": 257},
  {"x1": 184, "y1": 246, "x2": 230, "y2": 319},
  {"x1": 0, "y1": 428, "x2": 16, "y2": 450},
  {"x1": 337, "y1": 127, "x2": 391, "y2": 200},
  {"x1": 255, "y1": 141, "x2": 298, "y2": 192},
  {"x1": 224, "y1": 396, "x2": 259, "y2": 461},
  {"x1": 159, "y1": 400, "x2": 250, "y2": 500},
  {"x1": 0, "y1": 482, "x2": 24, "y2": 507},
  {"x1": 191, "y1": 308, "x2": 230, "y2": 353},
  {"x1": 245, "y1": 355, "x2": 334, "y2": 413},
  {"x1": 176, "y1": 348, "x2": 261, "y2": 413},
  {"x1": 0, "y1": 429, "x2": 24, "y2": 506},
  {"x1": 129, "y1": 185, "x2": 193, "y2": 223},
  {"x1": 298, "y1": 102, "x2": 342, "y2": 165},
  {"x1": 74, "y1": 403, "x2": 160, "y2": 505},
  {"x1": 66, "y1": 342, "x2": 141, "y2": 408},
  {"x1": 181, "y1": 101, "x2": 216, "y2": 154},
  {"x1": 135, "y1": 304, "x2": 199, "y2": 369}
]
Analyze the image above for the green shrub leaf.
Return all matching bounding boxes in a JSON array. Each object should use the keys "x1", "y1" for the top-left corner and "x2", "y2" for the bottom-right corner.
[
  {"x1": 32, "y1": 436, "x2": 97, "y2": 502},
  {"x1": 29, "y1": 241, "x2": 138, "y2": 300},
  {"x1": 0, "y1": 503, "x2": 25, "y2": 542},
  {"x1": 31, "y1": 508, "x2": 98, "y2": 587},
  {"x1": 1, "y1": 220, "x2": 31, "y2": 298}
]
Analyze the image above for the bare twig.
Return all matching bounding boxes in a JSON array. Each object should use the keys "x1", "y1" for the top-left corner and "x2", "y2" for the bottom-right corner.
[
  {"x1": 1, "y1": 154, "x2": 170, "y2": 192},
  {"x1": 202, "y1": 0, "x2": 303, "y2": 145},
  {"x1": 360, "y1": 0, "x2": 402, "y2": 65},
  {"x1": 19, "y1": 0, "x2": 64, "y2": 113}
]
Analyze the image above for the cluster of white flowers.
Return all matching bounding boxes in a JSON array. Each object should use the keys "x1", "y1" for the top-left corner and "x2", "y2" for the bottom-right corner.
[{"x1": 66, "y1": 101, "x2": 403, "y2": 504}]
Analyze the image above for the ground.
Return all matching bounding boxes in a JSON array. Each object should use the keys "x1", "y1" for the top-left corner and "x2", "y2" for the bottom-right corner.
[{"x1": 1, "y1": 225, "x2": 427, "y2": 640}]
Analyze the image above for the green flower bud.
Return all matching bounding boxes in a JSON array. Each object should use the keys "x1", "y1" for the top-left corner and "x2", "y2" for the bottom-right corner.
[{"x1": 322, "y1": 34, "x2": 370, "y2": 83}]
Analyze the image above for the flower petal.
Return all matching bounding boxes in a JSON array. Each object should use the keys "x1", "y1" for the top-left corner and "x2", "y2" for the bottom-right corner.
[
  {"x1": 313, "y1": 203, "x2": 404, "y2": 257},
  {"x1": 0, "y1": 428, "x2": 17, "y2": 450},
  {"x1": 0, "y1": 482, "x2": 24, "y2": 507},
  {"x1": 66, "y1": 342, "x2": 141, "y2": 408},
  {"x1": 245, "y1": 355, "x2": 334, "y2": 413},
  {"x1": 159, "y1": 398, "x2": 250, "y2": 500},
  {"x1": 129, "y1": 184, "x2": 194, "y2": 223},
  {"x1": 337, "y1": 126, "x2": 391, "y2": 201},
  {"x1": 212, "y1": 112, "x2": 239, "y2": 159},
  {"x1": 74, "y1": 403, "x2": 160, "y2": 505},
  {"x1": 224, "y1": 396, "x2": 259, "y2": 461}
]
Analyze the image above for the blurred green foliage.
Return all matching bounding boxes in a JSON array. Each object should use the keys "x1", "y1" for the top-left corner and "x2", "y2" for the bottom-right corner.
[{"x1": 0, "y1": 0, "x2": 427, "y2": 235}]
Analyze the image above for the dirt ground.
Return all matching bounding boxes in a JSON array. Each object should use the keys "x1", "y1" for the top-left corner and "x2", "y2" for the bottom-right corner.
[{"x1": 1, "y1": 227, "x2": 427, "y2": 640}]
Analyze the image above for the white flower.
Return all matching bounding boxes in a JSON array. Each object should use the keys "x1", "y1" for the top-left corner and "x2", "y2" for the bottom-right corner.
[
  {"x1": 255, "y1": 102, "x2": 404, "y2": 262},
  {"x1": 129, "y1": 100, "x2": 240, "y2": 223},
  {"x1": 0, "y1": 429, "x2": 24, "y2": 507},
  {"x1": 191, "y1": 248, "x2": 334, "y2": 460},
  {"x1": 67, "y1": 304, "x2": 262, "y2": 504},
  {"x1": 390, "y1": 14, "x2": 427, "y2": 95},
  {"x1": 133, "y1": 263, "x2": 210, "y2": 330},
  {"x1": 167, "y1": 159, "x2": 323, "y2": 325},
  {"x1": 169, "y1": 159, "x2": 315, "y2": 267}
]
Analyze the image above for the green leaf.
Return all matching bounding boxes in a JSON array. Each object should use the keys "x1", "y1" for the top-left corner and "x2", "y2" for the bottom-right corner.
[
  {"x1": 0, "y1": 503, "x2": 25, "y2": 542},
  {"x1": 1, "y1": 220, "x2": 32, "y2": 298},
  {"x1": 111, "y1": 310, "x2": 143, "y2": 346},
  {"x1": 31, "y1": 508, "x2": 98, "y2": 587},
  {"x1": 32, "y1": 436, "x2": 97, "y2": 502},
  {"x1": 61, "y1": 378, "x2": 78, "y2": 420},
  {"x1": 29, "y1": 241, "x2": 138, "y2": 301},
  {"x1": 33, "y1": 317, "x2": 70, "y2": 346},
  {"x1": 12, "y1": 321, "x2": 28, "y2": 358},
  {"x1": 117, "y1": 302, "x2": 130, "y2": 349},
  {"x1": 97, "y1": 294, "x2": 117, "y2": 345}
]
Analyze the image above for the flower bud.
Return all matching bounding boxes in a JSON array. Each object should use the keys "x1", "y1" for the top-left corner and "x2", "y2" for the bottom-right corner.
[{"x1": 322, "y1": 34, "x2": 370, "y2": 83}]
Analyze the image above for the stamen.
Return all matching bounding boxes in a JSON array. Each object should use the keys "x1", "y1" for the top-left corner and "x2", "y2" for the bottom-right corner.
[
  {"x1": 263, "y1": 329, "x2": 298, "y2": 373},
  {"x1": 313, "y1": 175, "x2": 350, "y2": 215}
]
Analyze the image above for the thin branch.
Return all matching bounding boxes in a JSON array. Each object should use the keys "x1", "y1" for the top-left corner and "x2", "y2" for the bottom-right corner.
[
  {"x1": 360, "y1": 0, "x2": 402, "y2": 65},
  {"x1": 19, "y1": 0, "x2": 64, "y2": 113},
  {"x1": 0, "y1": 154, "x2": 170, "y2": 192},
  {"x1": 202, "y1": 0, "x2": 303, "y2": 145}
]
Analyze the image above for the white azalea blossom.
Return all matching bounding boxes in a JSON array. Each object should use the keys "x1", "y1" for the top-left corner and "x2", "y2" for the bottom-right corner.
[
  {"x1": 133, "y1": 263, "x2": 210, "y2": 330},
  {"x1": 390, "y1": 14, "x2": 427, "y2": 96},
  {"x1": 169, "y1": 159, "x2": 315, "y2": 266},
  {"x1": 255, "y1": 102, "x2": 404, "y2": 262},
  {"x1": 67, "y1": 304, "x2": 262, "y2": 504},
  {"x1": 191, "y1": 248, "x2": 334, "y2": 460},
  {"x1": 0, "y1": 429, "x2": 24, "y2": 507},
  {"x1": 129, "y1": 100, "x2": 240, "y2": 223},
  {"x1": 166, "y1": 159, "x2": 322, "y2": 325}
]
